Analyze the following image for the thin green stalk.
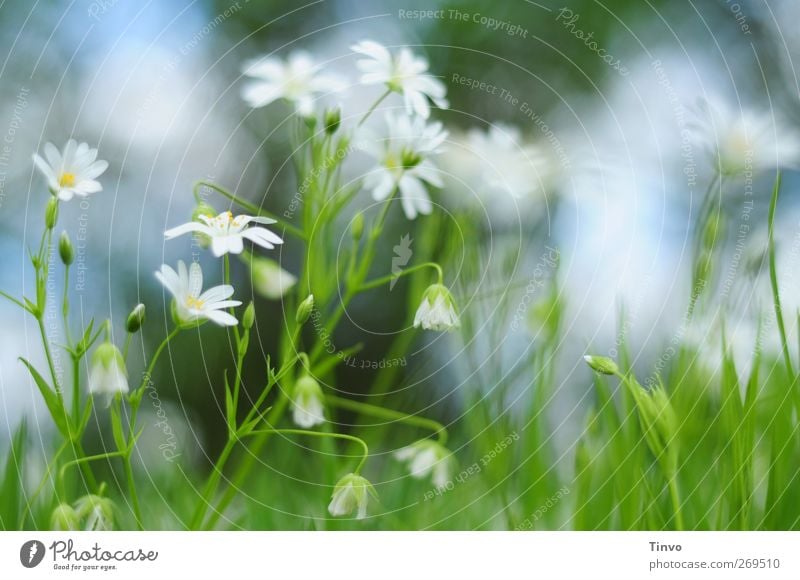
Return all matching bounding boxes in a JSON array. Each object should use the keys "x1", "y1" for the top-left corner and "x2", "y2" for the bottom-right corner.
[
  {"x1": 357, "y1": 262, "x2": 443, "y2": 293},
  {"x1": 767, "y1": 172, "x2": 795, "y2": 379},
  {"x1": 357, "y1": 89, "x2": 391, "y2": 127},
  {"x1": 123, "y1": 459, "x2": 143, "y2": 530},
  {"x1": 668, "y1": 475, "x2": 685, "y2": 531},
  {"x1": 190, "y1": 438, "x2": 237, "y2": 529},
  {"x1": 249, "y1": 429, "x2": 370, "y2": 473},
  {"x1": 327, "y1": 394, "x2": 447, "y2": 444}
]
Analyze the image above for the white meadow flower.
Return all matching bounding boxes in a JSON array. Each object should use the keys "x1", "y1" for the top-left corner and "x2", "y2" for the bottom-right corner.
[
  {"x1": 394, "y1": 440, "x2": 454, "y2": 489},
  {"x1": 291, "y1": 373, "x2": 325, "y2": 428},
  {"x1": 688, "y1": 97, "x2": 800, "y2": 176},
  {"x1": 328, "y1": 473, "x2": 377, "y2": 519},
  {"x1": 165, "y1": 210, "x2": 283, "y2": 258},
  {"x1": 241, "y1": 51, "x2": 346, "y2": 117},
  {"x1": 248, "y1": 256, "x2": 297, "y2": 300},
  {"x1": 155, "y1": 260, "x2": 241, "y2": 327},
  {"x1": 413, "y1": 283, "x2": 460, "y2": 331},
  {"x1": 363, "y1": 113, "x2": 447, "y2": 220},
  {"x1": 88, "y1": 342, "x2": 128, "y2": 397},
  {"x1": 351, "y1": 40, "x2": 447, "y2": 118},
  {"x1": 32, "y1": 139, "x2": 108, "y2": 201},
  {"x1": 50, "y1": 503, "x2": 80, "y2": 531}
]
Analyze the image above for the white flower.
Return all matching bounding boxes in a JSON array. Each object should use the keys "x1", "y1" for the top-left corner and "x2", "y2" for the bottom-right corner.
[
  {"x1": 165, "y1": 211, "x2": 283, "y2": 258},
  {"x1": 351, "y1": 40, "x2": 447, "y2": 118},
  {"x1": 241, "y1": 51, "x2": 346, "y2": 116},
  {"x1": 88, "y1": 342, "x2": 128, "y2": 397},
  {"x1": 688, "y1": 97, "x2": 800, "y2": 175},
  {"x1": 363, "y1": 113, "x2": 447, "y2": 220},
  {"x1": 413, "y1": 283, "x2": 460, "y2": 331},
  {"x1": 467, "y1": 124, "x2": 555, "y2": 199},
  {"x1": 394, "y1": 440, "x2": 454, "y2": 489},
  {"x1": 155, "y1": 260, "x2": 241, "y2": 326},
  {"x1": 291, "y1": 374, "x2": 325, "y2": 428},
  {"x1": 32, "y1": 139, "x2": 108, "y2": 201},
  {"x1": 328, "y1": 473, "x2": 377, "y2": 519},
  {"x1": 248, "y1": 256, "x2": 297, "y2": 300}
]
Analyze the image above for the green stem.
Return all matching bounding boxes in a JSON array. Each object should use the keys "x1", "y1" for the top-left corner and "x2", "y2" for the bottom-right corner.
[
  {"x1": 224, "y1": 254, "x2": 240, "y2": 344},
  {"x1": 668, "y1": 475, "x2": 685, "y2": 531},
  {"x1": 358, "y1": 262, "x2": 442, "y2": 293},
  {"x1": 123, "y1": 459, "x2": 143, "y2": 530},
  {"x1": 248, "y1": 428, "x2": 370, "y2": 473},
  {"x1": 192, "y1": 180, "x2": 305, "y2": 240},
  {"x1": 327, "y1": 395, "x2": 447, "y2": 445},
  {"x1": 135, "y1": 327, "x2": 181, "y2": 393},
  {"x1": 190, "y1": 438, "x2": 237, "y2": 530},
  {"x1": 358, "y1": 89, "x2": 391, "y2": 127},
  {"x1": 768, "y1": 172, "x2": 794, "y2": 378},
  {"x1": 58, "y1": 450, "x2": 124, "y2": 496}
]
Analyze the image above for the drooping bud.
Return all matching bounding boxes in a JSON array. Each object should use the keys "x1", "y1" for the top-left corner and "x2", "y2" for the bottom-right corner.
[
  {"x1": 88, "y1": 341, "x2": 129, "y2": 397},
  {"x1": 126, "y1": 304, "x2": 146, "y2": 333},
  {"x1": 291, "y1": 373, "x2": 325, "y2": 428},
  {"x1": 328, "y1": 473, "x2": 377, "y2": 519},
  {"x1": 413, "y1": 284, "x2": 460, "y2": 331},
  {"x1": 247, "y1": 256, "x2": 297, "y2": 300},
  {"x1": 58, "y1": 230, "x2": 74, "y2": 265},
  {"x1": 50, "y1": 503, "x2": 80, "y2": 531}
]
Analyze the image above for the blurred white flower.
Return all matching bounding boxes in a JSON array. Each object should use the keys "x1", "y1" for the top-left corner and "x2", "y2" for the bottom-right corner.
[
  {"x1": 247, "y1": 256, "x2": 297, "y2": 300},
  {"x1": 156, "y1": 260, "x2": 241, "y2": 327},
  {"x1": 291, "y1": 373, "x2": 325, "y2": 428},
  {"x1": 328, "y1": 473, "x2": 377, "y2": 519},
  {"x1": 165, "y1": 210, "x2": 283, "y2": 257},
  {"x1": 688, "y1": 97, "x2": 800, "y2": 176},
  {"x1": 32, "y1": 139, "x2": 108, "y2": 201},
  {"x1": 74, "y1": 495, "x2": 115, "y2": 531},
  {"x1": 467, "y1": 124, "x2": 555, "y2": 199},
  {"x1": 351, "y1": 40, "x2": 447, "y2": 118},
  {"x1": 88, "y1": 342, "x2": 128, "y2": 397},
  {"x1": 414, "y1": 283, "x2": 460, "y2": 331},
  {"x1": 241, "y1": 51, "x2": 346, "y2": 117},
  {"x1": 395, "y1": 440, "x2": 454, "y2": 489},
  {"x1": 363, "y1": 113, "x2": 447, "y2": 220}
]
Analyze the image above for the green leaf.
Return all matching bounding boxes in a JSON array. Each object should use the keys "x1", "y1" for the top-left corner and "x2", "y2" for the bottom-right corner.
[
  {"x1": 0, "y1": 420, "x2": 27, "y2": 530},
  {"x1": 19, "y1": 358, "x2": 69, "y2": 438}
]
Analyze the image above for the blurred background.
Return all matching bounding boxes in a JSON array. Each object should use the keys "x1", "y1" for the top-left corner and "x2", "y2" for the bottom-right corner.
[{"x1": 2, "y1": 0, "x2": 800, "y2": 527}]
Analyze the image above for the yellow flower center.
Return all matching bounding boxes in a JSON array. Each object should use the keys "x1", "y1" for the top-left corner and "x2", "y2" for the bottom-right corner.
[
  {"x1": 185, "y1": 295, "x2": 205, "y2": 309},
  {"x1": 59, "y1": 172, "x2": 76, "y2": 187}
]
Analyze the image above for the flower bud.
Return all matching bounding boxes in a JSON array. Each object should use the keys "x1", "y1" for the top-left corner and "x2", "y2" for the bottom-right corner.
[
  {"x1": 50, "y1": 503, "x2": 80, "y2": 531},
  {"x1": 58, "y1": 230, "x2": 74, "y2": 265},
  {"x1": 248, "y1": 256, "x2": 297, "y2": 300},
  {"x1": 296, "y1": 294, "x2": 314, "y2": 324},
  {"x1": 45, "y1": 197, "x2": 59, "y2": 229},
  {"x1": 351, "y1": 212, "x2": 364, "y2": 241},
  {"x1": 324, "y1": 107, "x2": 341, "y2": 134},
  {"x1": 88, "y1": 341, "x2": 129, "y2": 397},
  {"x1": 126, "y1": 304, "x2": 146, "y2": 333},
  {"x1": 243, "y1": 301, "x2": 255, "y2": 330},
  {"x1": 291, "y1": 373, "x2": 325, "y2": 428},
  {"x1": 583, "y1": 355, "x2": 619, "y2": 376},
  {"x1": 328, "y1": 473, "x2": 377, "y2": 519},
  {"x1": 413, "y1": 284, "x2": 460, "y2": 331},
  {"x1": 74, "y1": 494, "x2": 115, "y2": 531}
]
